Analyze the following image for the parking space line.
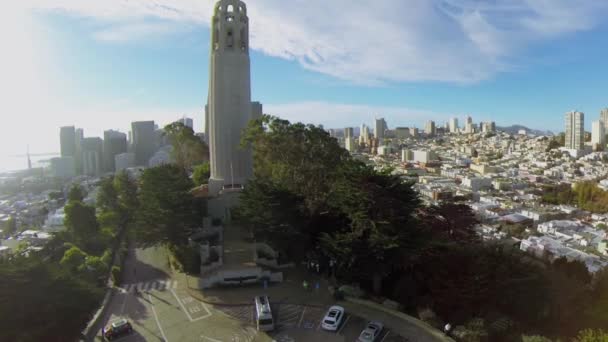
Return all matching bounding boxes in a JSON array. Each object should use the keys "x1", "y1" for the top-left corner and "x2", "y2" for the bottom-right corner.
[
  {"x1": 148, "y1": 293, "x2": 169, "y2": 342},
  {"x1": 201, "y1": 335, "x2": 223, "y2": 342},
  {"x1": 338, "y1": 315, "x2": 350, "y2": 334},
  {"x1": 170, "y1": 289, "x2": 212, "y2": 322},
  {"x1": 380, "y1": 331, "x2": 390, "y2": 342},
  {"x1": 297, "y1": 307, "x2": 306, "y2": 328},
  {"x1": 171, "y1": 289, "x2": 194, "y2": 321}
]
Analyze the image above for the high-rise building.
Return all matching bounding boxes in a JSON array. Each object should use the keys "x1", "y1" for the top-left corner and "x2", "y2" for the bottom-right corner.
[
  {"x1": 375, "y1": 118, "x2": 386, "y2": 144},
  {"x1": 449, "y1": 118, "x2": 459, "y2": 133},
  {"x1": 103, "y1": 130, "x2": 127, "y2": 172},
  {"x1": 481, "y1": 121, "x2": 496, "y2": 133},
  {"x1": 251, "y1": 102, "x2": 263, "y2": 122},
  {"x1": 115, "y1": 153, "x2": 136, "y2": 172},
  {"x1": 466, "y1": 116, "x2": 473, "y2": 125},
  {"x1": 359, "y1": 124, "x2": 370, "y2": 144},
  {"x1": 592, "y1": 120, "x2": 605, "y2": 151},
  {"x1": 60, "y1": 126, "x2": 76, "y2": 157},
  {"x1": 207, "y1": 0, "x2": 262, "y2": 195},
  {"x1": 344, "y1": 127, "x2": 354, "y2": 139},
  {"x1": 74, "y1": 128, "x2": 84, "y2": 174},
  {"x1": 81, "y1": 137, "x2": 103, "y2": 177},
  {"x1": 50, "y1": 157, "x2": 75, "y2": 179},
  {"x1": 425, "y1": 121, "x2": 436, "y2": 136},
  {"x1": 177, "y1": 117, "x2": 194, "y2": 130},
  {"x1": 131, "y1": 121, "x2": 156, "y2": 166},
  {"x1": 394, "y1": 127, "x2": 410, "y2": 139},
  {"x1": 565, "y1": 111, "x2": 584, "y2": 151},
  {"x1": 344, "y1": 138, "x2": 356, "y2": 152},
  {"x1": 601, "y1": 108, "x2": 608, "y2": 133},
  {"x1": 410, "y1": 127, "x2": 419, "y2": 138}
]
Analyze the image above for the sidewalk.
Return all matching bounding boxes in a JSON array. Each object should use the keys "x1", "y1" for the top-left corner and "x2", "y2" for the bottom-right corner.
[{"x1": 184, "y1": 266, "x2": 334, "y2": 307}]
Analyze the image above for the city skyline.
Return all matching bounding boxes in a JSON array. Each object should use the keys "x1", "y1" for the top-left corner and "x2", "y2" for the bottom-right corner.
[{"x1": 2, "y1": 1, "x2": 608, "y2": 158}]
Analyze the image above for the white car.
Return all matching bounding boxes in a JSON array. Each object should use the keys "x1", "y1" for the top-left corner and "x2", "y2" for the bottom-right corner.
[
  {"x1": 321, "y1": 305, "x2": 345, "y2": 331},
  {"x1": 357, "y1": 321, "x2": 384, "y2": 342}
]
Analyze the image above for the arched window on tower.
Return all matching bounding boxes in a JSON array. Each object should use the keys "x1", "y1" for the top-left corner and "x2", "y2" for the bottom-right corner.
[
  {"x1": 226, "y1": 30, "x2": 234, "y2": 49},
  {"x1": 227, "y1": 4, "x2": 234, "y2": 12},
  {"x1": 240, "y1": 27, "x2": 247, "y2": 51}
]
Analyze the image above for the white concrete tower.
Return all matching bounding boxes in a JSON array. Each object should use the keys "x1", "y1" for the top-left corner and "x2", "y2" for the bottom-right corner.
[{"x1": 208, "y1": 0, "x2": 253, "y2": 195}]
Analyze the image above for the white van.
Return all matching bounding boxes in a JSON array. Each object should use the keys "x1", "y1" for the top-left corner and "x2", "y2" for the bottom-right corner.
[{"x1": 254, "y1": 295, "x2": 274, "y2": 331}]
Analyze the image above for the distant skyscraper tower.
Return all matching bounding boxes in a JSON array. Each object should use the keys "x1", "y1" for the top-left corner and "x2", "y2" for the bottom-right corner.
[
  {"x1": 449, "y1": 118, "x2": 459, "y2": 133},
  {"x1": 81, "y1": 137, "x2": 103, "y2": 176},
  {"x1": 374, "y1": 118, "x2": 386, "y2": 144},
  {"x1": 360, "y1": 124, "x2": 369, "y2": 144},
  {"x1": 131, "y1": 121, "x2": 156, "y2": 166},
  {"x1": 103, "y1": 130, "x2": 127, "y2": 172},
  {"x1": 466, "y1": 116, "x2": 473, "y2": 125},
  {"x1": 592, "y1": 120, "x2": 605, "y2": 151},
  {"x1": 60, "y1": 126, "x2": 76, "y2": 157},
  {"x1": 601, "y1": 108, "x2": 608, "y2": 132},
  {"x1": 207, "y1": 0, "x2": 260, "y2": 195},
  {"x1": 425, "y1": 121, "x2": 436, "y2": 136},
  {"x1": 565, "y1": 111, "x2": 584, "y2": 150},
  {"x1": 344, "y1": 127, "x2": 354, "y2": 139},
  {"x1": 178, "y1": 117, "x2": 194, "y2": 130}
]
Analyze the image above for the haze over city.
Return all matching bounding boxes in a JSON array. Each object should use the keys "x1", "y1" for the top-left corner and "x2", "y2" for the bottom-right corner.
[{"x1": 2, "y1": 0, "x2": 608, "y2": 160}]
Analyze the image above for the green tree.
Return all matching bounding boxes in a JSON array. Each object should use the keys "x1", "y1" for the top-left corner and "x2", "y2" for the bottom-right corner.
[
  {"x1": 192, "y1": 162, "x2": 210, "y2": 186},
  {"x1": 60, "y1": 245, "x2": 87, "y2": 271},
  {"x1": 321, "y1": 161, "x2": 421, "y2": 293},
  {"x1": 82, "y1": 255, "x2": 109, "y2": 283},
  {"x1": 163, "y1": 122, "x2": 209, "y2": 170},
  {"x1": 2, "y1": 216, "x2": 17, "y2": 238},
  {"x1": 135, "y1": 164, "x2": 198, "y2": 247},
  {"x1": 67, "y1": 184, "x2": 85, "y2": 202},
  {"x1": 114, "y1": 171, "x2": 139, "y2": 227},
  {"x1": 522, "y1": 336, "x2": 553, "y2": 342},
  {"x1": 0, "y1": 256, "x2": 103, "y2": 341},
  {"x1": 588, "y1": 269, "x2": 608, "y2": 329},
  {"x1": 573, "y1": 329, "x2": 608, "y2": 342},
  {"x1": 64, "y1": 201, "x2": 102, "y2": 254},
  {"x1": 241, "y1": 115, "x2": 349, "y2": 215}
]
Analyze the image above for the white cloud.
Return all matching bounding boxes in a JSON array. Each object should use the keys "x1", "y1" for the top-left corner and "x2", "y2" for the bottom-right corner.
[
  {"x1": 94, "y1": 22, "x2": 187, "y2": 42},
  {"x1": 22, "y1": 0, "x2": 608, "y2": 84}
]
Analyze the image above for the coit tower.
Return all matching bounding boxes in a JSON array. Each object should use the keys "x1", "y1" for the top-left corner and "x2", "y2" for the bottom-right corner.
[{"x1": 207, "y1": 0, "x2": 254, "y2": 195}]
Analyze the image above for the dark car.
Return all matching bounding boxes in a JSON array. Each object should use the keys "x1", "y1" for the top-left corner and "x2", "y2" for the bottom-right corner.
[{"x1": 103, "y1": 318, "x2": 133, "y2": 340}]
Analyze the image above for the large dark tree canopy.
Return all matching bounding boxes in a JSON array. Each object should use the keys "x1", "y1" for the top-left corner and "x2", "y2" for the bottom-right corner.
[{"x1": 135, "y1": 164, "x2": 198, "y2": 247}]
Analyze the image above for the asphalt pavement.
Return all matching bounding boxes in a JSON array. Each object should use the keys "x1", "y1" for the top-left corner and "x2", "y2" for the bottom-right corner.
[{"x1": 95, "y1": 245, "x2": 438, "y2": 342}]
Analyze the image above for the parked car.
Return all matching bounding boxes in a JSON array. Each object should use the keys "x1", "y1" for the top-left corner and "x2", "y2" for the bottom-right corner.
[
  {"x1": 321, "y1": 305, "x2": 345, "y2": 331},
  {"x1": 357, "y1": 321, "x2": 384, "y2": 342},
  {"x1": 103, "y1": 318, "x2": 133, "y2": 340}
]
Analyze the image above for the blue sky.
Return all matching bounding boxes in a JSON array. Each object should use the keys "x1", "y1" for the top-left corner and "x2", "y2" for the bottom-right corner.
[{"x1": 1, "y1": 0, "x2": 608, "y2": 156}]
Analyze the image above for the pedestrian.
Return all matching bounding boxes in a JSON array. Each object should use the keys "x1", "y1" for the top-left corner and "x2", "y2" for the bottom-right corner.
[
  {"x1": 315, "y1": 263, "x2": 320, "y2": 273},
  {"x1": 315, "y1": 281, "x2": 320, "y2": 292}
]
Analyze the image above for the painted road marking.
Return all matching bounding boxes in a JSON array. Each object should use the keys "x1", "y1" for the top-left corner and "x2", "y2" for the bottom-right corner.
[
  {"x1": 338, "y1": 314, "x2": 350, "y2": 334},
  {"x1": 201, "y1": 335, "x2": 223, "y2": 342},
  {"x1": 148, "y1": 293, "x2": 169, "y2": 342},
  {"x1": 119, "y1": 292, "x2": 129, "y2": 315},
  {"x1": 119, "y1": 280, "x2": 178, "y2": 293},
  {"x1": 380, "y1": 331, "x2": 390, "y2": 342},
  {"x1": 276, "y1": 304, "x2": 303, "y2": 328},
  {"x1": 297, "y1": 306, "x2": 306, "y2": 328},
  {"x1": 171, "y1": 289, "x2": 212, "y2": 321}
]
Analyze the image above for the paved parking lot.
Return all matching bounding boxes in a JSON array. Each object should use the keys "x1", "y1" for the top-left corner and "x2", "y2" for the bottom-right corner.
[{"x1": 97, "y1": 247, "x2": 416, "y2": 342}]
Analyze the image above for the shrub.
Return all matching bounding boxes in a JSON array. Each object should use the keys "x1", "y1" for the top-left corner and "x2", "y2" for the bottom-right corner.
[{"x1": 111, "y1": 265, "x2": 122, "y2": 285}]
